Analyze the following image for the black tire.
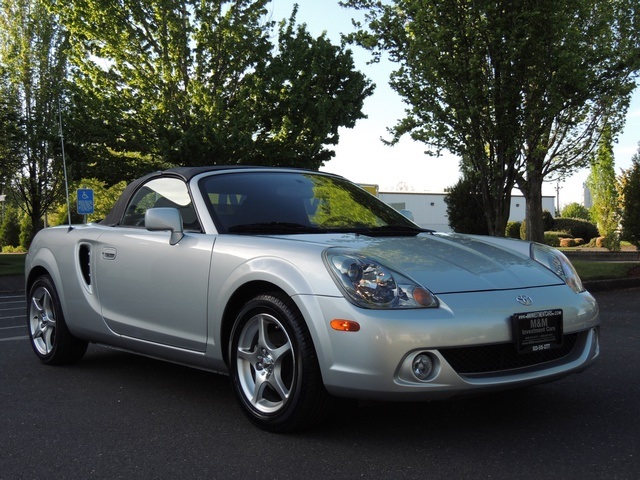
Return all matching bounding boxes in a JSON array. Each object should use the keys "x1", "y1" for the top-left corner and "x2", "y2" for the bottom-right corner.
[
  {"x1": 228, "y1": 292, "x2": 332, "y2": 432},
  {"x1": 27, "y1": 275, "x2": 88, "y2": 365}
]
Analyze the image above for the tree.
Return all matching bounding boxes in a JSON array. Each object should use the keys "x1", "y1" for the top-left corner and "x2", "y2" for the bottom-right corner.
[
  {"x1": 0, "y1": 0, "x2": 70, "y2": 243},
  {"x1": 50, "y1": 0, "x2": 373, "y2": 177},
  {"x1": 49, "y1": 178, "x2": 127, "y2": 225},
  {"x1": 619, "y1": 144, "x2": 640, "y2": 249},
  {"x1": 343, "y1": 0, "x2": 640, "y2": 240},
  {"x1": 0, "y1": 94, "x2": 22, "y2": 189},
  {"x1": 444, "y1": 175, "x2": 489, "y2": 235},
  {"x1": 560, "y1": 202, "x2": 591, "y2": 221},
  {"x1": 586, "y1": 125, "x2": 620, "y2": 250}
]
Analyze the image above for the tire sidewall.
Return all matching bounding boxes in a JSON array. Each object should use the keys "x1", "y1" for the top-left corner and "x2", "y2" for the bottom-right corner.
[
  {"x1": 27, "y1": 275, "x2": 86, "y2": 365},
  {"x1": 229, "y1": 294, "x2": 310, "y2": 429}
]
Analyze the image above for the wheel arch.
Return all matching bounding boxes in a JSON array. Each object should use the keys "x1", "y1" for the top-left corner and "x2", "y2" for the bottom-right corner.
[
  {"x1": 218, "y1": 278, "x2": 332, "y2": 376},
  {"x1": 220, "y1": 281, "x2": 291, "y2": 367},
  {"x1": 25, "y1": 248, "x2": 64, "y2": 302}
]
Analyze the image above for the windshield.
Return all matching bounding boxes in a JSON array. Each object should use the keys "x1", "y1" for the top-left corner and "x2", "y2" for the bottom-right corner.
[{"x1": 199, "y1": 171, "x2": 425, "y2": 235}]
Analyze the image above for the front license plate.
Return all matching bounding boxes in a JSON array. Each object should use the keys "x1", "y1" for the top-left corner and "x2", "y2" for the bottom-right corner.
[{"x1": 512, "y1": 309, "x2": 563, "y2": 354}]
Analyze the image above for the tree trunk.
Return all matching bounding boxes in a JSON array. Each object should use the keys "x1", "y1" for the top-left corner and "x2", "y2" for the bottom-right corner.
[
  {"x1": 480, "y1": 188, "x2": 511, "y2": 237},
  {"x1": 519, "y1": 172, "x2": 545, "y2": 243}
]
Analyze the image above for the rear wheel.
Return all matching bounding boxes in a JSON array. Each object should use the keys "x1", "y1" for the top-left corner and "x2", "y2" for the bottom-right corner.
[
  {"x1": 28, "y1": 275, "x2": 88, "y2": 365},
  {"x1": 229, "y1": 293, "x2": 331, "y2": 432}
]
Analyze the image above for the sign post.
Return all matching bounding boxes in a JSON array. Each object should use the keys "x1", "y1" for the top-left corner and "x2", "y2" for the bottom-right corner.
[{"x1": 77, "y1": 188, "x2": 94, "y2": 222}]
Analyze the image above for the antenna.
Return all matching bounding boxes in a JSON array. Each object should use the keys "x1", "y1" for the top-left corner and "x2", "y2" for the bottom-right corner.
[{"x1": 58, "y1": 98, "x2": 73, "y2": 231}]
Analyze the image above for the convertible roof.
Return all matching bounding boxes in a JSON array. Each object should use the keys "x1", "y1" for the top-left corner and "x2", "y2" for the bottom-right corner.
[{"x1": 99, "y1": 165, "x2": 311, "y2": 226}]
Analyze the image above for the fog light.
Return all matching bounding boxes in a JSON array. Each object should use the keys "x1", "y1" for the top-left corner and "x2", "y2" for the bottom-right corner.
[{"x1": 412, "y1": 353, "x2": 434, "y2": 381}]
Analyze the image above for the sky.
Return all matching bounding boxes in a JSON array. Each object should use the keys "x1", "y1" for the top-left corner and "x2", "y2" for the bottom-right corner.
[{"x1": 269, "y1": 0, "x2": 640, "y2": 208}]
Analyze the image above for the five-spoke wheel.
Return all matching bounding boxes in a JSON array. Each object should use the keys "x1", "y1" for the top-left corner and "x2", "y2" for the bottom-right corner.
[
  {"x1": 27, "y1": 275, "x2": 87, "y2": 365},
  {"x1": 229, "y1": 293, "x2": 331, "y2": 432}
]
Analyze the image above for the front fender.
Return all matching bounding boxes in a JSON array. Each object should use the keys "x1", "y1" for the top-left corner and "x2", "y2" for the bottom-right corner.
[{"x1": 207, "y1": 253, "x2": 342, "y2": 372}]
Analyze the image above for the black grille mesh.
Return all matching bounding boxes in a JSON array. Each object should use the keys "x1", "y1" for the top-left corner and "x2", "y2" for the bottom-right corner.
[{"x1": 439, "y1": 333, "x2": 579, "y2": 375}]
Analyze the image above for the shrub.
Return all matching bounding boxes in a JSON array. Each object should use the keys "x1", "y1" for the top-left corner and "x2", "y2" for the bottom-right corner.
[
  {"x1": 0, "y1": 205, "x2": 21, "y2": 248},
  {"x1": 505, "y1": 221, "x2": 521, "y2": 239},
  {"x1": 552, "y1": 217, "x2": 599, "y2": 242},
  {"x1": 2, "y1": 245, "x2": 27, "y2": 253},
  {"x1": 595, "y1": 234, "x2": 621, "y2": 251},
  {"x1": 543, "y1": 232, "x2": 561, "y2": 247},
  {"x1": 543, "y1": 210, "x2": 554, "y2": 231},
  {"x1": 546, "y1": 230, "x2": 573, "y2": 239}
]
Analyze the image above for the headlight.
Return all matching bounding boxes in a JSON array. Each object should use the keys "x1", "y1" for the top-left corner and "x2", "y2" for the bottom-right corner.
[
  {"x1": 531, "y1": 243, "x2": 585, "y2": 293},
  {"x1": 324, "y1": 250, "x2": 438, "y2": 309}
]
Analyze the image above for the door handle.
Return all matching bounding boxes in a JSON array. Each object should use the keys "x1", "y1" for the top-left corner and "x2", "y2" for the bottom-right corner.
[{"x1": 101, "y1": 247, "x2": 117, "y2": 260}]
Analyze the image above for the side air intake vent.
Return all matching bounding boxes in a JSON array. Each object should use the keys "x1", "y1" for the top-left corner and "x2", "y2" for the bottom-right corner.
[{"x1": 79, "y1": 244, "x2": 91, "y2": 287}]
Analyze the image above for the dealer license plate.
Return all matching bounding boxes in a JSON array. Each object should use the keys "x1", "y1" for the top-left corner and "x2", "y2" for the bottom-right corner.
[{"x1": 512, "y1": 309, "x2": 563, "y2": 354}]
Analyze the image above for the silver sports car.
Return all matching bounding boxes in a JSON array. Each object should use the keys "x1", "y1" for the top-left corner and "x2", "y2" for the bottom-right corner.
[{"x1": 25, "y1": 166, "x2": 600, "y2": 432}]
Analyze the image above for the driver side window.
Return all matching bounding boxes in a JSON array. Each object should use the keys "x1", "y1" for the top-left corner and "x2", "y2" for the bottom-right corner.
[{"x1": 121, "y1": 177, "x2": 202, "y2": 232}]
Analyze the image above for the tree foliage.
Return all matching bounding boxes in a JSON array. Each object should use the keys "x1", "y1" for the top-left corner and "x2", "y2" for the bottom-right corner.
[
  {"x1": 444, "y1": 175, "x2": 489, "y2": 235},
  {"x1": 587, "y1": 126, "x2": 621, "y2": 250},
  {"x1": 619, "y1": 145, "x2": 640, "y2": 249},
  {"x1": 560, "y1": 202, "x2": 591, "y2": 221},
  {"x1": 343, "y1": 0, "x2": 640, "y2": 240},
  {"x1": 0, "y1": 0, "x2": 68, "y2": 243},
  {"x1": 50, "y1": 0, "x2": 373, "y2": 179}
]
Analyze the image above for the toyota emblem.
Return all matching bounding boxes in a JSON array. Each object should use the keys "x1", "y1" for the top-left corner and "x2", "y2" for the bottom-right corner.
[{"x1": 516, "y1": 295, "x2": 533, "y2": 306}]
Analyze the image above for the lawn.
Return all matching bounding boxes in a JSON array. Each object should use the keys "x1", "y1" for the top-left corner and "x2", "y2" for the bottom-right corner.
[
  {"x1": 570, "y1": 260, "x2": 640, "y2": 281},
  {"x1": 0, "y1": 253, "x2": 26, "y2": 277}
]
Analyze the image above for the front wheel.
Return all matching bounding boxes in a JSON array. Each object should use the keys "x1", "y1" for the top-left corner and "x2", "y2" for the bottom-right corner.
[
  {"x1": 28, "y1": 275, "x2": 88, "y2": 365},
  {"x1": 229, "y1": 293, "x2": 331, "y2": 432}
]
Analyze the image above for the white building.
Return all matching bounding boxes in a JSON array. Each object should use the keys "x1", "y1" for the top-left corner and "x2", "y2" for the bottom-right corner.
[{"x1": 378, "y1": 191, "x2": 556, "y2": 232}]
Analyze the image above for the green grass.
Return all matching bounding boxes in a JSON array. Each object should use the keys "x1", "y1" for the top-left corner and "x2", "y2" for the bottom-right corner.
[
  {"x1": 0, "y1": 253, "x2": 26, "y2": 277},
  {"x1": 572, "y1": 260, "x2": 639, "y2": 281}
]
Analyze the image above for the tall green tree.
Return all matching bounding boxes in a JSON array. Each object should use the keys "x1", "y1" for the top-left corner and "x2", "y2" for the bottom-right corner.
[
  {"x1": 619, "y1": 144, "x2": 640, "y2": 249},
  {"x1": 343, "y1": 0, "x2": 640, "y2": 239},
  {"x1": 0, "y1": 94, "x2": 22, "y2": 189},
  {"x1": 0, "y1": 0, "x2": 69, "y2": 241},
  {"x1": 587, "y1": 125, "x2": 620, "y2": 250},
  {"x1": 50, "y1": 0, "x2": 373, "y2": 177}
]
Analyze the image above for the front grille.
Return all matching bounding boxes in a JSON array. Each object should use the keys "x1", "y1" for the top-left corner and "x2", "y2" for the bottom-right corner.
[{"x1": 439, "y1": 333, "x2": 579, "y2": 376}]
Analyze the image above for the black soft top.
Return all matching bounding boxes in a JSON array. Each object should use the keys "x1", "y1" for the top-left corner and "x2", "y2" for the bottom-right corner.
[{"x1": 99, "y1": 165, "x2": 309, "y2": 226}]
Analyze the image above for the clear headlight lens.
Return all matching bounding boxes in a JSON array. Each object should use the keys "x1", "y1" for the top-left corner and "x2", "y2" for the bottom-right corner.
[
  {"x1": 324, "y1": 250, "x2": 439, "y2": 309},
  {"x1": 531, "y1": 243, "x2": 585, "y2": 293}
]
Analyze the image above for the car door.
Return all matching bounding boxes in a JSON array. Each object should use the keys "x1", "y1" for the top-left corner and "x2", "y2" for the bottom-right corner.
[{"x1": 95, "y1": 177, "x2": 213, "y2": 352}]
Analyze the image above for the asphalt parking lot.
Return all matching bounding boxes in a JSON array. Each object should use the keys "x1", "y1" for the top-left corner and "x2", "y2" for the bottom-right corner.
[{"x1": 1, "y1": 287, "x2": 638, "y2": 479}]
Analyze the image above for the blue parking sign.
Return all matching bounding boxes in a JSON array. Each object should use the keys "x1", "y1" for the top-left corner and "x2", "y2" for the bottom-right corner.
[{"x1": 77, "y1": 188, "x2": 94, "y2": 215}]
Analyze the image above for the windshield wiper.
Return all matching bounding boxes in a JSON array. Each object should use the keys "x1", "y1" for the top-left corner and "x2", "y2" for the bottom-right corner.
[
  {"x1": 354, "y1": 224, "x2": 433, "y2": 237},
  {"x1": 228, "y1": 222, "x2": 324, "y2": 234}
]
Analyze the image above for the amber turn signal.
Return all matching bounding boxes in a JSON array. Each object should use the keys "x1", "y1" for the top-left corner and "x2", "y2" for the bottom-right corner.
[{"x1": 330, "y1": 319, "x2": 361, "y2": 332}]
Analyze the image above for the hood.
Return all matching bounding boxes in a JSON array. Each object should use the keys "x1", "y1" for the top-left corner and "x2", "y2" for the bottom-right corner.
[{"x1": 286, "y1": 232, "x2": 564, "y2": 294}]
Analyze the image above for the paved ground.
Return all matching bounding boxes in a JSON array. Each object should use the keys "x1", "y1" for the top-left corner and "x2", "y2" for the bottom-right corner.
[{"x1": 1, "y1": 288, "x2": 638, "y2": 479}]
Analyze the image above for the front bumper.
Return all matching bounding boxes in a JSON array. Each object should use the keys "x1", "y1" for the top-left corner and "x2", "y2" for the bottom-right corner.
[{"x1": 307, "y1": 286, "x2": 600, "y2": 401}]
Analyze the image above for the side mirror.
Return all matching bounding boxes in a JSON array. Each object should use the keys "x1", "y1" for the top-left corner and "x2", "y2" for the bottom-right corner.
[{"x1": 145, "y1": 208, "x2": 184, "y2": 245}]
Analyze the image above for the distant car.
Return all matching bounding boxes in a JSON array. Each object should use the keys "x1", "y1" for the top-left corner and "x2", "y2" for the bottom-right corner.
[{"x1": 25, "y1": 166, "x2": 600, "y2": 432}]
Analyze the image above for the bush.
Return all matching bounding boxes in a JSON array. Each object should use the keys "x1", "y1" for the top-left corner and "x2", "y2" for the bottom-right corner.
[
  {"x1": 505, "y1": 221, "x2": 521, "y2": 239},
  {"x1": 543, "y1": 210, "x2": 554, "y2": 231},
  {"x1": 543, "y1": 232, "x2": 561, "y2": 247},
  {"x1": 0, "y1": 205, "x2": 21, "y2": 248},
  {"x1": 595, "y1": 234, "x2": 621, "y2": 251},
  {"x1": 546, "y1": 230, "x2": 573, "y2": 239},
  {"x1": 552, "y1": 217, "x2": 599, "y2": 242},
  {"x1": 2, "y1": 245, "x2": 27, "y2": 253}
]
